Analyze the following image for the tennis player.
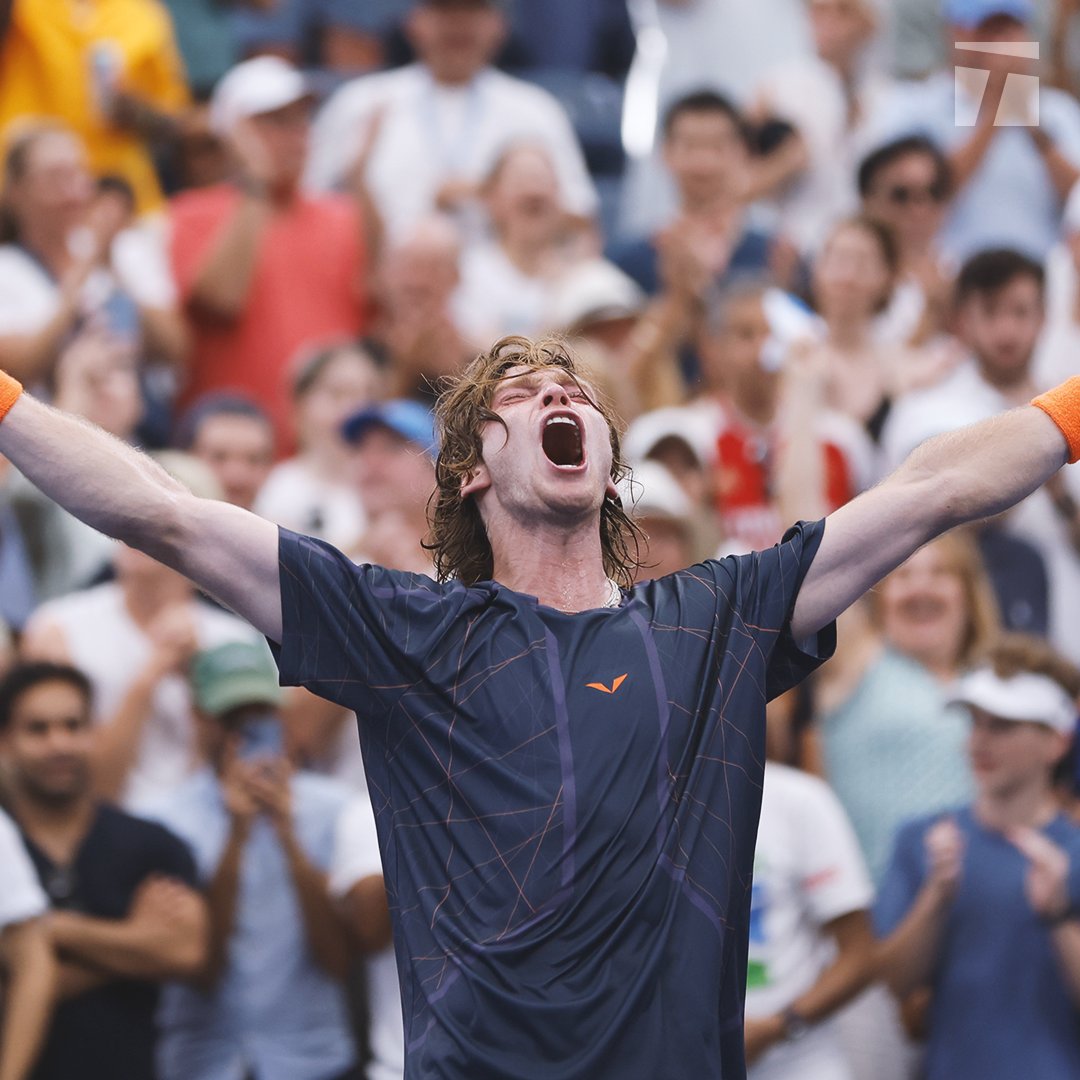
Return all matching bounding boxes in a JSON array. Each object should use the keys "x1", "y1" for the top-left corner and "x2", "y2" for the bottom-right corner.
[{"x1": 0, "y1": 335, "x2": 1076, "y2": 1079}]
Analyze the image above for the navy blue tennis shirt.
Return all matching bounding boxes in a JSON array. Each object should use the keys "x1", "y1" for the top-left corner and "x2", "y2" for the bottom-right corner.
[{"x1": 272, "y1": 519, "x2": 836, "y2": 1079}]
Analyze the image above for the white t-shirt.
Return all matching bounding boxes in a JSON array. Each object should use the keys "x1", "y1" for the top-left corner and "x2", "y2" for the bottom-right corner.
[
  {"x1": 329, "y1": 797, "x2": 403, "y2": 1080},
  {"x1": 882, "y1": 360, "x2": 1080, "y2": 660},
  {"x1": 305, "y1": 64, "x2": 597, "y2": 242},
  {"x1": 0, "y1": 807, "x2": 47, "y2": 929},
  {"x1": 27, "y1": 584, "x2": 258, "y2": 812},
  {"x1": 254, "y1": 457, "x2": 367, "y2": 554},
  {"x1": 0, "y1": 227, "x2": 175, "y2": 336},
  {"x1": 755, "y1": 56, "x2": 890, "y2": 256},
  {"x1": 746, "y1": 763, "x2": 873, "y2": 1080},
  {"x1": 455, "y1": 242, "x2": 555, "y2": 342}
]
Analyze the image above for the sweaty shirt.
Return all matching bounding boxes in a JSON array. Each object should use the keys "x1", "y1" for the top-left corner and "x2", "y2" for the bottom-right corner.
[{"x1": 272, "y1": 520, "x2": 835, "y2": 1080}]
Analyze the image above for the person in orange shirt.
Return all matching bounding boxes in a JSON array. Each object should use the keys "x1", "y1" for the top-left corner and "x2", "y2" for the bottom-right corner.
[
  {"x1": 169, "y1": 57, "x2": 370, "y2": 454},
  {"x1": 0, "y1": 0, "x2": 190, "y2": 215}
]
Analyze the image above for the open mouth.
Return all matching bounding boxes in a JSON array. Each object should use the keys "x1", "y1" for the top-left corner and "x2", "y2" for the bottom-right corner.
[{"x1": 541, "y1": 414, "x2": 585, "y2": 469}]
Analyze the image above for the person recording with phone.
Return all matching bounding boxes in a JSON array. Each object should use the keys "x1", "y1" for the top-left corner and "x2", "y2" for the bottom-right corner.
[{"x1": 144, "y1": 641, "x2": 360, "y2": 1080}]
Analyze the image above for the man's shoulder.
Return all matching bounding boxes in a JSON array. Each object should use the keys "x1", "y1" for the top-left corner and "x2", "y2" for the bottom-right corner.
[
  {"x1": 168, "y1": 183, "x2": 237, "y2": 225},
  {"x1": 30, "y1": 581, "x2": 120, "y2": 626},
  {"x1": 91, "y1": 802, "x2": 192, "y2": 862},
  {"x1": 481, "y1": 66, "x2": 565, "y2": 115}
]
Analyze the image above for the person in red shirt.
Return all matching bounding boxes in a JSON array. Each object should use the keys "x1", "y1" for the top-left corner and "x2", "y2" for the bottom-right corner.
[{"x1": 169, "y1": 57, "x2": 370, "y2": 454}]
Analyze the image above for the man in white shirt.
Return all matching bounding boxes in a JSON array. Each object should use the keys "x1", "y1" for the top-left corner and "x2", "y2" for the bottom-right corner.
[
  {"x1": 0, "y1": 805, "x2": 53, "y2": 1080},
  {"x1": 305, "y1": 0, "x2": 597, "y2": 242},
  {"x1": 882, "y1": 248, "x2": 1080, "y2": 660},
  {"x1": 743, "y1": 762, "x2": 875, "y2": 1079}
]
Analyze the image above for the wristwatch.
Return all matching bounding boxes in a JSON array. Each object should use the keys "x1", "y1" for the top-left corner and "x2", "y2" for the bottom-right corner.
[{"x1": 780, "y1": 1006, "x2": 812, "y2": 1042}]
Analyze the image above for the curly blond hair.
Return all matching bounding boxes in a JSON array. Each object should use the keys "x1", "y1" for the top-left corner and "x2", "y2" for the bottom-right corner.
[{"x1": 427, "y1": 335, "x2": 642, "y2": 587}]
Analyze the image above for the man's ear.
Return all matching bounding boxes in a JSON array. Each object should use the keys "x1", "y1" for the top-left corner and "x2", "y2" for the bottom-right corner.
[
  {"x1": 605, "y1": 476, "x2": 620, "y2": 502},
  {"x1": 461, "y1": 462, "x2": 492, "y2": 499}
]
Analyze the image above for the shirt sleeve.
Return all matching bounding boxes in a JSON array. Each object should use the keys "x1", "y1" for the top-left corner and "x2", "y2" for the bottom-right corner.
[
  {"x1": 271, "y1": 527, "x2": 476, "y2": 712},
  {"x1": 329, "y1": 796, "x2": 384, "y2": 899},
  {"x1": 795, "y1": 774, "x2": 875, "y2": 926},
  {"x1": 140, "y1": 820, "x2": 199, "y2": 889},
  {"x1": 873, "y1": 818, "x2": 929, "y2": 937},
  {"x1": 718, "y1": 519, "x2": 838, "y2": 701},
  {"x1": 0, "y1": 808, "x2": 47, "y2": 927}
]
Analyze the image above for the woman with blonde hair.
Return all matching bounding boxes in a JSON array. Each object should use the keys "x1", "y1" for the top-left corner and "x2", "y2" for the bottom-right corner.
[{"x1": 816, "y1": 528, "x2": 1000, "y2": 884}]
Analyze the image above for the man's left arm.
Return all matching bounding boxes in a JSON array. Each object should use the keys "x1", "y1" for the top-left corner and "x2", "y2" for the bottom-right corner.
[
  {"x1": 791, "y1": 396, "x2": 1070, "y2": 640},
  {"x1": 48, "y1": 876, "x2": 208, "y2": 982}
]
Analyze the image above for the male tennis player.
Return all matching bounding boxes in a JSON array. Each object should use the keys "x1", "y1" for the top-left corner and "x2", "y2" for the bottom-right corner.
[{"x1": 0, "y1": 335, "x2": 1076, "y2": 1079}]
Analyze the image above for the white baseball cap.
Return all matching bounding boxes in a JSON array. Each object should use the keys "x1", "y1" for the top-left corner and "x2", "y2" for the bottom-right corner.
[
  {"x1": 210, "y1": 56, "x2": 312, "y2": 136},
  {"x1": 547, "y1": 260, "x2": 646, "y2": 332},
  {"x1": 951, "y1": 667, "x2": 1079, "y2": 735},
  {"x1": 623, "y1": 406, "x2": 717, "y2": 469},
  {"x1": 618, "y1": 460, "x2": 692, "y2": 522}
]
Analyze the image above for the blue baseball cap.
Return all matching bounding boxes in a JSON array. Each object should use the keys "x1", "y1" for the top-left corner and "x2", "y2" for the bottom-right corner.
[
  {"x1": 943, "y1": 0, "x2": 1033, "y2": 29},
  {"x1": 342, "y1": 399, "x2": 438, "y2": 459}
]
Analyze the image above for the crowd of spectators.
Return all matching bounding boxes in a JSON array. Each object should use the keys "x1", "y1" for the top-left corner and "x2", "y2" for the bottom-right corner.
[{"x1": 5, "y1": 0, "x2": 1080, "y2": 1077}]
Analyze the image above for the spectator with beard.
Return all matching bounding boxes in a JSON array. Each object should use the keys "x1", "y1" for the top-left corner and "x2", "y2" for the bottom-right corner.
[{"x1": 0, "y1": 661, "x2": 207, "y2": 1080}]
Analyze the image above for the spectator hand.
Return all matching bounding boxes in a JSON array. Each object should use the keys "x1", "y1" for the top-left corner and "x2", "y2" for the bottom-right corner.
[
  {"x1": 1007, "y1": 826, "x2": 1072, "y2": 922},
  {"x1": 924, "y1": 817, "x2": 965, "y2": 902},
  {"x1": 434, "y1": 178, "x2": 480, "y2": 214},
  {"x1": 229, "y1": 117, "x2": 278, "y2": 194},
  {"x1": 221, "y1": 748, "x2": 260, "y2": 829},
  {"x1": 743, "y1": 1015, "x2": 785, "y2": 1065},
  {"x1": 246, "y1": 758, "x2": 294, "y2": 835},
  {"x1": 129, "y1": 875, "x2": 201, "y2": 932},
  {"x1": 145, "y1": 603, "x2": 200, "y2": 679}
]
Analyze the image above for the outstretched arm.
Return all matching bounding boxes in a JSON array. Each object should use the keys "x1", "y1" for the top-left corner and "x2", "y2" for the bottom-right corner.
[
  {"x1": 0, "y1": 385, "x2": 282, "y2": 640},
  {"x1": 792, "y1": 400, "x2": 1069, "y2": 639}
]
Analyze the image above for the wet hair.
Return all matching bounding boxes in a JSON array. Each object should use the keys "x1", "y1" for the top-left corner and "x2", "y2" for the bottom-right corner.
[
  {"x1": 427, "y1": 335, "x2": 643, "y2": 587},
  {"x1": 857, "y1": 135, "x2": 952, "y2": 200},
  {"x1": 0, "y1": 662, "x2": 93, "y2": 732},
  {"x1": 174, "y1": 392, "x2": 275, "y2": 451},
  {"x1": 955, "y1": 248, "x2": 1045, "y2": 307},
  {"x1": 661, "y1": 89, "x2": 750, "y2": 149}
]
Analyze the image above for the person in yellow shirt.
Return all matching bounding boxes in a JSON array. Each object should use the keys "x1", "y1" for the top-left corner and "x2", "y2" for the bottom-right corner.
[{"x1": 0, "y1": 0, "x2": 190, "y2": 214}]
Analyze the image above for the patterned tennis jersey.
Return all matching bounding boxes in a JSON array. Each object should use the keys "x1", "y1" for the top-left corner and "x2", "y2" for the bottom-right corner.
[{"x1": 273, "y1": 520, "x2": 835, "y2": 1079}]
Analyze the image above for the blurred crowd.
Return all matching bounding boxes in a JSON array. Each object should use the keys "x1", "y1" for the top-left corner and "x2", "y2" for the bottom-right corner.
[{"x1": 5, "y1": 0, "x2": 1080, "y2": 1078}]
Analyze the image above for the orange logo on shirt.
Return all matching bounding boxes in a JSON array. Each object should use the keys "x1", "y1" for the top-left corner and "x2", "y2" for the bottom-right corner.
[{"x1": 587, "y1": 674, "x2": 628, "y2": 695}]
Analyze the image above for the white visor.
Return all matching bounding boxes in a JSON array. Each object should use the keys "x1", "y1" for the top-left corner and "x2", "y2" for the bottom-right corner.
[{"x1": 951, "y1": 667, "x2": 1078, "y2": 735}]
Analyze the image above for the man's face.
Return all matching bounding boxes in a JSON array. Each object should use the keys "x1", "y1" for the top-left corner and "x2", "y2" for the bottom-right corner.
[
  {"x1": 957, "y1": 276, "x2": 1043, "y2": 386},
  {"x1": 967, "y1": 707, "x2": 1066, "y2": 799},
  {"x1": 248, "y1": 100, "x2": 311, "y2": 189},
  {"x1": 352, "y1": 425, "x2": 436, "y2": 520},
  {"x1": 662, "y1": 110, "x2": 748, "y2": 207},
  {"x1": 461, "y1": 365, "x2": 617, "y2": 528},
  {"x1": 192, "y1": 413, "x2": 275, "y2": 511},
  {"x1": 407, "y1": 2, "x2": 507, "y2": 84},
  {"x1": 861, "y1": 151, "x2": 947, "y2": 252},
  {"x1": 808, "y1": 0, "x2": 874, "y2": 65},
  {"x1": 2, "y1": 681, "x2": 93, "y2": 806},
  {"x1": 953, "y1": 14, "x2": 1035, "y2": 73},
  {"x1": 12, "y1": 131, "x2": 93, "y2": 236}
]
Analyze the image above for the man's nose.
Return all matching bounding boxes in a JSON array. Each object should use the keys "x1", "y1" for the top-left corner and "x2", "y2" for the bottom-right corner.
[{"x1": 541, "y1": 384, "x2": 571, "y2": 408}]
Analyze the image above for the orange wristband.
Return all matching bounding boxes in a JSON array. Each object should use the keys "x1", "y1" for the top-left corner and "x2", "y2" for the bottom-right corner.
[
  {"x1": 1032, "y1": 377, "x2": 1080, "y2": 464},
  {"x1": 0, "y1": 371, "x2": 23, "y2": 425}
]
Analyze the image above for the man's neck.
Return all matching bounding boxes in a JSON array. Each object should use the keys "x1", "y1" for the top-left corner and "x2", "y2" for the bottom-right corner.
[
  {"x1": 426, "y1": 64, "x2": 483, "y2": 89},
  {"x1": 490, "y1": 519, "x2": 614, "y2": 612},
  {"x1": 19, "y1": 224, "x2": 71, "y2": 276},
  {"x1": 977, "y1": 360, "x2": 1036, "y2": 404},
  {"x1": 11, "y1": 789, "x2": 96, "y2": 866},
  {"x1": 974, "y1": 782, "x2": 1058, "y2": 833},
  {"x1": 826, "y1": 314, "x2": 869, "y2": 351}
]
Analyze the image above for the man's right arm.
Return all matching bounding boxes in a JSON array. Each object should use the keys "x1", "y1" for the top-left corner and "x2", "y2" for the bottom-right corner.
[{"x1": 0, "y1": 390, "x2": 282, "y2": 641}]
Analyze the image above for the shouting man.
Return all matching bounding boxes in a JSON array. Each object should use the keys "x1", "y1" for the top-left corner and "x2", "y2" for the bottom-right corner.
[{"x1": 0, "y1": 334, "x2": 1076, "y2": 1078}]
